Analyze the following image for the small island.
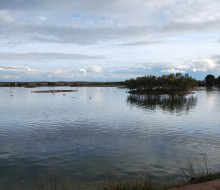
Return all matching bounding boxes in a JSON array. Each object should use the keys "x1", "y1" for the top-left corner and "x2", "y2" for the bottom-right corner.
[
  {"x1": 32, "y1": 89, "x2": 78, "y2": 93},
  {"x1": 125, "y1": 73, "x2": 197, "y2": 95}
]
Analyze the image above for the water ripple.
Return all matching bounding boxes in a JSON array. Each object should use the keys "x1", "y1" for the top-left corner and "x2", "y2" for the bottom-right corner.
[{"x1": 0, "y1": 88, "x2": 220, "y2": 189}]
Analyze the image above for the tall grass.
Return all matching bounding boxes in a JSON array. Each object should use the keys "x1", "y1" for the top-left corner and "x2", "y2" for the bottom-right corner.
[
  {"x1": 14, "y1": 149, "x2": 220, "y2": 190},
  {"x1": 33, "y1": 173, "x2": 68, "y2": 190},
  {"x1": 97, "y1": 174, "x2": 166, "y2": 190},
  {"x1": 179, "y1": 146, "x2": 220, "y2": 184},
  {"x1": 32, "y1": 175, "x2": 166, "y2": 190}
]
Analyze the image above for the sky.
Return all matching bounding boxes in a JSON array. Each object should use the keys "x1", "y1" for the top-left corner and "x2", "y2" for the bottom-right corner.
[{"x1": 0, "y1": 0, "x2": 220, "y2": 82}]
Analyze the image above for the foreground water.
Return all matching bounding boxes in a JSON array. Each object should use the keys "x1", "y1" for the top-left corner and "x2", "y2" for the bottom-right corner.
[{"x1": 0, "y1": 87, "x2": 220, "y2": 189}]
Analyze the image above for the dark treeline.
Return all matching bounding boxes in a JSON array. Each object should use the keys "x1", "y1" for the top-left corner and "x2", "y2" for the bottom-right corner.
[
  {"x1": 125, "y1": 73, "x2": 197, "y2": 95},
  {"x1": 203, "y1": 74, "x2": 220, "y2": 87},
  {"x1": 0, "y1": 81, "x2": 124, "y2": 87}
]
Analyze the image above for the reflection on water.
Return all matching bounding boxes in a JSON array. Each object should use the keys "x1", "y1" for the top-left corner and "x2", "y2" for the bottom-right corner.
[{"x1": 127, "y1": 94, "x2": 197, "y2": 114}]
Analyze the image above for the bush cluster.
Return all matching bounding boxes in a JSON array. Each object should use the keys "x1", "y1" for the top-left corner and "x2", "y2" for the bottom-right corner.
[{"x1": 125, "y1": 73, "x2": 197, "y2": 95}]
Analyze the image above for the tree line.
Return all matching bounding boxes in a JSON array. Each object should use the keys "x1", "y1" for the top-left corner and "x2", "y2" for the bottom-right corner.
[{"x1": 204, "y1": 74, "x2": 220, "y2": 87}]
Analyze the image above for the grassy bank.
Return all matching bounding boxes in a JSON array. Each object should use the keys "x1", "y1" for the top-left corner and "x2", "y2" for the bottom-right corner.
[
  {"x1": 14, "y1": 159, "x2": 220, "y2": 190},
  {"x1": 25, "y1": 171, "x2": 220, "y2": 190},
  {"x1": 12, "y1": 148, "x2": 219, "y2": 190}
]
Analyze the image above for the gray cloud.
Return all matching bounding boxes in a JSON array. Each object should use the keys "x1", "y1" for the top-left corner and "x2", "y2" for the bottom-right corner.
[
  {"x1": 117, "y1": 40, "x2": 165, "y2": 46},
  {"x1": 28, "y1": 25, "x2": 152, "y2": 45},
  {"x1": 191, "y1": 58, "x2": 216, "y2": 72},
  {"x1": 1, "y1": 0, "x2": 219, "y2": 24},
  {"x1": 0, "y1": 11, "x2": 14, "y2": 23},
  {"x1": 5, "y1": 19, "x2": 220, "y2": 45},
  {"x1": 0, "y1": 52, "x2": 105, "y2": 60},
  {"x1": 0, "y1": 0, "x2": 42, "y2": 10},
  {"x1": 0, "y1": 66, "x2": 18, "y2": 70},
  {"x1": 0, "y1": 65, "x2": 34, "y2": 71},
  {"x1": 0, "y1": 64, "x2": 39, "y2": 81},
  {"x1": 161, "y1": 19, "x2": 220, "y2": 33},
  {"x1": 0, "y1": 0, "x2": 220, "y2": 45}
]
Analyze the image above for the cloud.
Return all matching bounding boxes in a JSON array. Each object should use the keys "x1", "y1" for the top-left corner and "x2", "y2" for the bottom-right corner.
[
  {"x1": 0, "y1": 0, "x2": 41, "y2": 10},
  {"x1": 79, "y1": 65, "x2": 103, "y2": 74},
  {"x1": 117, "y1": 40, "x2": 164, "y2": 46},
  {"x1": 0, "y1": 53, "x2": 105, "y2": 61},
  {"x1": 212, "y1": 54, "x2": 220, "y2": 61},
  {"x1": 161, "y1": 69, "x2": 185, "y2": 73},
  {"x1": 79, "y1": 69, "x2": 87, "y2": 74},
  {"x1": 1, "y1": 0, "x2": 220, "y2": 27},
  {"x1": 191, "y1": 58, "x2": 216, "y2": 72},
  {"x1": 47, "y1": 69, "x2": 76, "y2": 78},
  {"x1": 1, "y1": 74, "x2": 20, "y2": 80},
  {"x1": 0, "y1": 65, "x2": 41, "y2": 81},
  {"x1": 0, "y1": 66, "x2": 72, "y2": 81},
  {"x1": 87, "y1": 65, "x2": 103, "y2": 73},
  {"x1": 161, "y1": 56, "x2": 219, "y2": 74},
  {"x1": 0, "y1": 65, "x2": 34, "y2": 71},
  {"x1": 5, "y1": 19, "x2": 219, "y2": 45},
  {"x1": 0, "y1": 64, "x2": 104, "y2": 81},
  {"x1": 45, "y1": 66, "x2": 103, "y2": 79},
  {"x1": 0, "y1": 11, "x2": 13, "y2": 23},
  {"x1": 1, "y1": 1, "x2": 220, "y2": 45}
]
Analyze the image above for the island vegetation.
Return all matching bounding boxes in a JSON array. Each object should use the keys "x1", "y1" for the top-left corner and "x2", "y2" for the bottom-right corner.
[
  {"x1": 125, "y1": 73, "x2": 197, "y2": 95},
  {"x1": 31, "y1": 89, "x2": 78, "y2": 93}
]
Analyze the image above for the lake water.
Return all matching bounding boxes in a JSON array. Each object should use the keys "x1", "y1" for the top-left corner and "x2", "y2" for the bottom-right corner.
[{"x1": 0, "y1": 87, "x2": 220, "y2": 189}]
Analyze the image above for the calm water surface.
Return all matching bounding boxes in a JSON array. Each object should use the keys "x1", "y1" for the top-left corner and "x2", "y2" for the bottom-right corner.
[{"x1": 0, "y1": 87, "x2": 220, "y2": 189}]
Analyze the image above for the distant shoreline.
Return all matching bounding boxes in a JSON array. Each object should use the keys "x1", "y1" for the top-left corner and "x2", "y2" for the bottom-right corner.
[{"x1": 0, "y1": 82, "x2": 125, "y2": 88}]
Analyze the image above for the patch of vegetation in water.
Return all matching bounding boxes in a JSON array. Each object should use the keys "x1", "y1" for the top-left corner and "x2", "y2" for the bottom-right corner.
[
  {"x1": 32, "y1": 90, "x2": 78, "y2": 93},
  {"x1": 125, "y1": 73, "x2": 197, "y2": 96}
]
